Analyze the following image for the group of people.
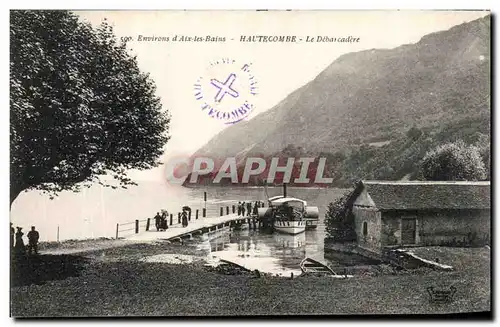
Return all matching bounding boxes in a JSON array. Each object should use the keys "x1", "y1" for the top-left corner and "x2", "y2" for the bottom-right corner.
[
  {"x1": 10, "y1": 223, "x2": 40, "y2": 256},
  {"x1": 154, "y1": 211, "x2": 169, "y2": 231},
  {"x1": 154, "y1": 208, "x2": 190, "y2": 231},
  {"x1": 237, "y1": 201, "x2": 264, "y2": 217}
]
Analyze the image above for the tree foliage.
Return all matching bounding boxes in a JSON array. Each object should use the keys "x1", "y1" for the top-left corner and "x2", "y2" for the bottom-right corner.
[
  {"x1": 10, "y1": 10, "x2": 170, "y2": 204},
  {"x1": 324, "y1": 189, "x2": 357, "y2": 242},
  {"x1": 420, "y1": 140, "x2": 487, "y2": 181}
]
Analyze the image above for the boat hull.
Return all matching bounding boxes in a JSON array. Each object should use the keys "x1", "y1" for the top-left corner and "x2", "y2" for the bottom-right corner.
[
  {"x1": 305, "y1": 219, "x2": 318, "y2": 229},
  {"x1": 274, "y1": 220, "x2": 306, "y2": 235},
  {"x1": 300, "y1": 257, "x2": 336, "y2": 275}
]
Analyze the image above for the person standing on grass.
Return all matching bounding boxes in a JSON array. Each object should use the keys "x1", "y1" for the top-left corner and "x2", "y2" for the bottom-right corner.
[
  {"x1": 154, "y1": 212, "x2": 161, "y2": 231},
  {"x1": 241, "y1": 202, "x2": 246, "y2": 216},
  {"x1": 247, "y1": 202, "x2": 252, "y2": 216},
  {"x1": 10, "y1": 223, "x2": 15, "y2": 250},
  {"x1": 14, "y1": 227, "x2": 25, "y2": 256},
  {"x1": 27, "y1": 226, "x2": 40, "y2": 255}
]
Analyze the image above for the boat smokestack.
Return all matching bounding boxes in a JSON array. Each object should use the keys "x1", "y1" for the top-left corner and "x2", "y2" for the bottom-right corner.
[{"x1": 283, "y1": 183, "x2": 287, "y2": 197}]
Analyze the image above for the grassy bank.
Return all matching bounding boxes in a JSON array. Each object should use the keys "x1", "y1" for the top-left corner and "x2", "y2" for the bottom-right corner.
[{"x1": 10, "y1": 242, "x2": 491, "y2": 317}]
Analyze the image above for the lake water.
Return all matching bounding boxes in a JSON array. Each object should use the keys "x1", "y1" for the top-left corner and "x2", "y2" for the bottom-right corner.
[
  {"x1": 11, "y1": 182, "x2": 348, "y2": 242},
  {"x1": 11, "y1": 183, "x2": 367, "y2": 273}
]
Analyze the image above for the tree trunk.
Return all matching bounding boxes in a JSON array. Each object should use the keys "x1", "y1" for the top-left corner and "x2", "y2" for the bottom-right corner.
[{"x1": 10, "y1": 183, "x2": 25, "y2": 208}]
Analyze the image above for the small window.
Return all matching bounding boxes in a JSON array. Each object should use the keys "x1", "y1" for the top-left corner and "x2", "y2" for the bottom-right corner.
[{"x1": 363, "y1": 222, "x2": 368, "y2": 237}]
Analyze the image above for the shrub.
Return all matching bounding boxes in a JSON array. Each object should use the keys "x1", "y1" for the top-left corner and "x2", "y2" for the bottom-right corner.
[{"x1": 324, "y1": 190, "x2": 357, "y2": 242}]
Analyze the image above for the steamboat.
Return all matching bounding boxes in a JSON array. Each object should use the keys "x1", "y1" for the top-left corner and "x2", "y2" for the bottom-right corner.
[{"x1": 257, "y1": 184, "x2": 319, "y2": 235}]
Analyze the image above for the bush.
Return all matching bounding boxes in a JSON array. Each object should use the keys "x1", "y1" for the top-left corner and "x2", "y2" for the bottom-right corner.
[{"x1": 324, "y1": 190, "x2": 357, "y2": 242}]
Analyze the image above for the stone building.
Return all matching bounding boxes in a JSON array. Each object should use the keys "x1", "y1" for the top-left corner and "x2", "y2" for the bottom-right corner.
[{"x1": 348, "y1": 180, "x2": 490, "y2": 256}]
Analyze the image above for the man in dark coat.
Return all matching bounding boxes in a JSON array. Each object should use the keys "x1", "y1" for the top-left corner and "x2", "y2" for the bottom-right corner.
[
  {"x1": 237, "y1": 202, "x2": 242, "y2": 216},
  {"x1": 247, "y1": 202, "x2": 252, "y2": 216},
  {"x1": 154, "y1": 212, "x2": 161, "y2": 231},
  {"x1": 241, "y1": 202, "x2": 246, "y2": 216},
  {"x1": 253, "y1": 202, "x2": 259, "y2": 216},
  {"x1": 27, "y1": 226, "x2": 40, "y2": 255}
]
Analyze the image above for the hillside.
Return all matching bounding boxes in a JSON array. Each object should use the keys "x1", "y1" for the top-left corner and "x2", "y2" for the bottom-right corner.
[{"x1": 188, "y1": 15, "x2": 490, "y2": 187}]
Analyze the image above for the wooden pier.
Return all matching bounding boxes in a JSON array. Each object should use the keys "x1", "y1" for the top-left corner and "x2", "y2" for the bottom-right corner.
[{"x1": 125, "y1": 212, "x2": 256, "y2": 242}]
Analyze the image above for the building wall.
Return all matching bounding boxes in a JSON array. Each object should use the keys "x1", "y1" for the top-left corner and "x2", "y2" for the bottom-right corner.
[
  {"x1": 352, "y1": 206, "x2": 382, "y2": 254},
  {"x1": 381, "y1": 209, "x2": 490, "y2": 247}
]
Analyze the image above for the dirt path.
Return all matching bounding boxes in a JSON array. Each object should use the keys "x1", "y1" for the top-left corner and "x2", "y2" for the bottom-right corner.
[{"x1": 40, "y1": 238, "x2": 148, "y2": 256}]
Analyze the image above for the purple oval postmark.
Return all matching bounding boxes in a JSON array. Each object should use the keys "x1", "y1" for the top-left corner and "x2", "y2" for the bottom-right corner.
[{"x1": 194, "y1": 58, "x2": 258, "y2": 125}]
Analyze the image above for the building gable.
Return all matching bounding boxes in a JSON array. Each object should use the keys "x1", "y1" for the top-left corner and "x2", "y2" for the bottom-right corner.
[{"x1": 353, "y1": 189, "x2": 377, "y2": 208}]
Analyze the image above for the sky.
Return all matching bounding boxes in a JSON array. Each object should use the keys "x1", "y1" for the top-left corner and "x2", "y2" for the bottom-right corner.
[{"x1": 77, "y1": 10, "x2": 489, "y2": 181}]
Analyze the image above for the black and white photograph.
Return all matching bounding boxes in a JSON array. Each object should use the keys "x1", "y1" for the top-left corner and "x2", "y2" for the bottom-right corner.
[{"x1": 9, "y1": 9, "x2": 491, "y2": 317}]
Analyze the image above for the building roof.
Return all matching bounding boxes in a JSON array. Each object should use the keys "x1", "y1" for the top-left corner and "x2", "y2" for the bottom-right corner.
[{"x1": 356, "y1": 180, "x2": 490, "y2": 210}]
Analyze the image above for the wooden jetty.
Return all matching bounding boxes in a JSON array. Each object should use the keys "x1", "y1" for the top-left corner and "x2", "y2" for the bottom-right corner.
[{"x1": 125, "y1": 212, "x2": 253, "y2": 242}]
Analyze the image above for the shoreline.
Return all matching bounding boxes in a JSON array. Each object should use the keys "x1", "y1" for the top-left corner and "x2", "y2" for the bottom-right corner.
[{"x1": 10, "y1": 239, "x2": 491, "y2": 316}]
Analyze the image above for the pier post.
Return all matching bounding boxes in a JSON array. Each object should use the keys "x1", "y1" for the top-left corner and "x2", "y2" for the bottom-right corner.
[
  {"x1": 226, "y1": 206, "x2": 229, "y2": 215},
  {"x1": 178, "y1": 213, "x2": 181, "y2": 224},
  {"x1": 115, "y1": 223, "x2": 119, "y2": 239},
  {"x1": 220, "y1": 207, "x2": 223, "y2": 216},
  {"x1": 170, "y1": 214, "x2": 173, "y2": 225},
  {"x1": 196, "y1": 209, "x2": 199, "y2": 219},
  {"x1": 188, "y1": 210, "x2": 192, "y2": 221},
  {"x1": 146, "y1": 218, "x2": 151, "y2": 231},
  {"x1": 135, "y1": 220, "x2": 139, "y2": 234},
  {"x1": 202, "y1": 208, "x2": 206, "y2": 217},
  {"x1": 232, "y1": 205, "x2": 235, "y2": 213}
]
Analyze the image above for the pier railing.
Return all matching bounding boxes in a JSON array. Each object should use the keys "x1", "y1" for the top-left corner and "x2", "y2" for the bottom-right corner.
[{"x1": 114, "y1": 203, "x2": 263, "y2": 239}]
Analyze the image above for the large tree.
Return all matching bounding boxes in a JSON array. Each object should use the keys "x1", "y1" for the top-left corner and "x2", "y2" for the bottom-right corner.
[
  {"x1": 420, "y1": 140, "x2": 487, "y2": 181},
  {"x1": 10, "y1": 10, "x2": 170, "y2": 205}
]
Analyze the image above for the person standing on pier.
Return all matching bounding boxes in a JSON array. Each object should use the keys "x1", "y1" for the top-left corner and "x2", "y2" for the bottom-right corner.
[
  {"x1": 154, "y1": 212, "x2": 162, "y2": 231},
  {"x1": 237, "y1": 202, "x2": 242, "y2": 216},
  {"x1": 241, "y1": 202, "x2": 246, "y2": 216},
  {"x1": 247, "y1": 202, "x2": 252, "y2": 216},
  {"x1": 253, "y1": 202, "x2": 258, "y2": 216},
  {"x1": 161, "y1": 211, "x2": 168, "y2": 230},
  {"x1": 181, "y1": 209, "x2": 188, "y2": 227}
]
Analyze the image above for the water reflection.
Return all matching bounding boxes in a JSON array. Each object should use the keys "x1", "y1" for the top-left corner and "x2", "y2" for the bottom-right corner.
[
  {"x1": 194, "y1": 225, "x2": 379, "y2": 276},
  {"x1": 195, "y1": 228, "x2": 308, "y2": 276}
]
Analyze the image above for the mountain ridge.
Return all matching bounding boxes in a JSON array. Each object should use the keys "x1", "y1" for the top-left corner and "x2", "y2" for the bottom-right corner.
[{"x1": 188, "y1": 15, "x2": 490, "y2": 186}]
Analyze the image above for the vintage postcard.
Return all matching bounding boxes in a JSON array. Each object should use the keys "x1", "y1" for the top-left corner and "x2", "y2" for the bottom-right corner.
[{"x1": 9, "y1": 10, "x2": 491, "y2": 317}]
